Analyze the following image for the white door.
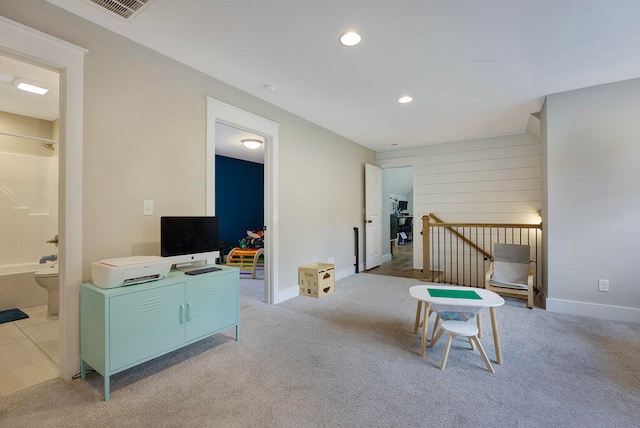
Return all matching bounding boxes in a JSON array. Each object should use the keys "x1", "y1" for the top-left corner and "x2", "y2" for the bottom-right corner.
[{"x1": 365, "y1": 164, "x2": 382, "y2": 269}]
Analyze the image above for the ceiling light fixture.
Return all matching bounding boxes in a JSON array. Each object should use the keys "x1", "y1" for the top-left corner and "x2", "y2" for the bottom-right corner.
[
  {"x1": 340, "y1": 31, "x2": 361, "y2": 47},
  {"x1": 398, "y1": 96, "x2": 413, "y2": 104},
  {"x1": 12, "y1": 78, "x2": 49, "y2": 95},
  {"x1": 241, "y1": 139, "x2": 264, "y2": 150}
]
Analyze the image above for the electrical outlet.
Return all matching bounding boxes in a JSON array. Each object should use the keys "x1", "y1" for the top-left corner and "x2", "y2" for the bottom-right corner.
[
  {"x1": 328, "y1": 257, "x2": 335, "y2": 264},
  {"x1": 598, "y1": 279, "x2": 609, "y2": 292}
]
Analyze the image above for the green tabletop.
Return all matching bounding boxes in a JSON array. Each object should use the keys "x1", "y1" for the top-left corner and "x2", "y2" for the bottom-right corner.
[{"x1": 427, "y1": 288, "x2": 482, "y2": 300}]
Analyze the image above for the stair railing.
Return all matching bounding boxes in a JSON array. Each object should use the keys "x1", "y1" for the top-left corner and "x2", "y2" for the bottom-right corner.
[{"x1": 422, "y1": 214, "x2": 542, "y2": 289}]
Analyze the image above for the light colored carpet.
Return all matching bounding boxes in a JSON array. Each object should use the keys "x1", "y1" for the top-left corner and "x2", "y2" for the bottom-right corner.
[{"x1": 1, "y1": 273, "x2": 639, "y2": 427}]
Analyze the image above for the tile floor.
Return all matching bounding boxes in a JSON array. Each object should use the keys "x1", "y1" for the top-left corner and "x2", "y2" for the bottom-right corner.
[{"x1": 0, "y1": 305, "x2": 59, "y2": 396}]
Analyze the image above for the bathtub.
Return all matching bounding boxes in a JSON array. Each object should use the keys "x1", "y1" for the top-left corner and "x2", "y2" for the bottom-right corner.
[{"x1": 0, "y1": 263, "x2": 49, "y2": 312}]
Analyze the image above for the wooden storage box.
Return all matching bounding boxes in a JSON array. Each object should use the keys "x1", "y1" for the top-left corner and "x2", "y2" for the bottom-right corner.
[{"x1": 298, "y1": 263, "x2": 335, "y2": 298}]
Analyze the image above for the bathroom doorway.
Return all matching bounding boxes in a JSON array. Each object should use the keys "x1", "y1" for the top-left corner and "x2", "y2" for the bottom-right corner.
[
  {"x1": 1, "y1": 16, "x2": 85, "y2": 391},
  {"x1": 0, "y1": 53, "x2": 60, "y2": 395}
]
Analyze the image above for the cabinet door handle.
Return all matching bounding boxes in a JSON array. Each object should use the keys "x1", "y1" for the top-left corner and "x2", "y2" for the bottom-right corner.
[
  {"x1": 179, "y1": 304, "x2": 185, "y2": 324},
  {"x1": 186, "y1": 302, "x2": 192, "y2": 321}
]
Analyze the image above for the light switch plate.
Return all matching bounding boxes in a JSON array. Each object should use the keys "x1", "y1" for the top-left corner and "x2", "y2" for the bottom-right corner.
[{"x1": 143, "y1": 200, "x2": 153, "y2": 216}]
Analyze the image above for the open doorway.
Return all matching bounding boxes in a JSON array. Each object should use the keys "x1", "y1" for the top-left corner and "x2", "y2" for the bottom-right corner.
[
  {"x1": 367, "y1": 166, "x2": 422, "y2": 279},
  {"x1": 0, "y1": 52, "x2": 61, "y2": 395},
  {"x1": 206, "y1": 97, "x2": 280, "y2": 304},
  {"x1": 214, "y1": 122, "x2": 265, "y2": 304},
  {"x1": 1, "y1": 16, "x2": 85, "y2": 387}
]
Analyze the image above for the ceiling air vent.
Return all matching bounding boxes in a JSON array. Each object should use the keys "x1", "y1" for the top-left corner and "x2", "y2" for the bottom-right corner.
[{"x1": 87, "y1": 0, "x2": 155, "y2": 20}]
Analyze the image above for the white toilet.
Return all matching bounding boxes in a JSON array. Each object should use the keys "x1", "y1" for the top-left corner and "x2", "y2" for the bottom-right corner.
[{"x1": 34, "y1": 266, "x2": 59, "y2": 315}]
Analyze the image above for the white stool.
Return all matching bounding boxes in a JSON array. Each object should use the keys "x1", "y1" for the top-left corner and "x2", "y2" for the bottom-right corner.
[{"x1": 432, "y1": 320, "x2": 494, "y2": 373}]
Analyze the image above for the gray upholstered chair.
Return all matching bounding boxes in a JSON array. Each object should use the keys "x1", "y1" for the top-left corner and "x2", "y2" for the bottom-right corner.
[{"x1": 485, "y1": 243, "x2": 534, "y2": 309}]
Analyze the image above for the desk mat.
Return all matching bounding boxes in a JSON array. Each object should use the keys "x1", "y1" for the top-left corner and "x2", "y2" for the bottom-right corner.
[{"x1": 427, "y1": 288, "x2": 482, "y2": 299}]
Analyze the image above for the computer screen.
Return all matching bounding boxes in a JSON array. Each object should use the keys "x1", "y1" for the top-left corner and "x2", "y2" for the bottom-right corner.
[{"x1": 160, "y1": 216, "x2": 219, "y2": 257}]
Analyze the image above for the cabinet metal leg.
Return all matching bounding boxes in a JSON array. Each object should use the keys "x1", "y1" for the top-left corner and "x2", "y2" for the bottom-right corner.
[{"x1": 104, "y1": 375, "x2": 110, "y2": 401}]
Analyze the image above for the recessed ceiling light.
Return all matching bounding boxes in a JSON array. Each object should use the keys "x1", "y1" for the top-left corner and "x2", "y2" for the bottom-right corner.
[
  {"x1": 398, "y1": 96, "x2": 413, "y2": 104},
  {"x1": 340, "y1": 32, "x2": 361, "y2": 47},
  {"x1": 241, "y1": 139, "x2": 264, "y2": 150},
  {"x1": 13, "y1": 77, "x2": 49, "y2": 95}
]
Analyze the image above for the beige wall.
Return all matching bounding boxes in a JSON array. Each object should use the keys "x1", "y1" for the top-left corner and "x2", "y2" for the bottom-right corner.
[
  {"x1": 545, "y1": 78, "x2": 640, "y2": 321},
  {"x1": 0, "y1": 1, "x2": 374, "y2": 294},
  {"x1": 377, "y1": 133, "x2": 542, "y2": 274}
]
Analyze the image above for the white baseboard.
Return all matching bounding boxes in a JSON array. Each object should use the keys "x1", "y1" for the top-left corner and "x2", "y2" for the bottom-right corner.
[
  {"x1": 276, "y1": 266, "x2": 358, "y2": 304},
  {"x1": 381, "y1": 253, "x2": 392, "y2": 264},
  {"x1": 275, "y1": 286, "x2": 299, "y2": 304},
  {"x1": 546, "y1": 298, "x2": 640, "y2": 323}
]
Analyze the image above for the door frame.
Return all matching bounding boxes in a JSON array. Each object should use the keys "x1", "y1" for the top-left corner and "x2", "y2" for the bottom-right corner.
[
  {"x1": 206, "y1": 98, "x2": 280, "y2": 304},
  {"x1": 0, "y1": 16, "x2": 86, "y2": 381}
]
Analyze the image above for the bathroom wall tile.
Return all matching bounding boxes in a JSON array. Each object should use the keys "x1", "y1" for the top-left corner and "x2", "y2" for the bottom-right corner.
[
  {"x1": 0, "y1": 339, "x2": 48, "y2": 372},
  {"x1": 19, "y1": 320, "x2": 59, "y2": 344},
  {"x1": 0, "y1": 359, "x2": 58, "y2": 396},
  {"x1": 0, "y1": 323, "x2": 28, "y2": 346}
]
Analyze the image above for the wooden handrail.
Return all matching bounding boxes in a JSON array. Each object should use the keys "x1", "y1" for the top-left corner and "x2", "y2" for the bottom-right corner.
[
  {"x1": 421, "y1": 213, "x2": 542, "y2": 288},
  {"x1": 426, "y1": 214, "x2": 492, "y2": 260},
  {"x1": 429, "y1": 213, "x2": 542, "y2": 230},
  {"x1": 430, "y1": 222, "x2": 542, "y2": 229}
]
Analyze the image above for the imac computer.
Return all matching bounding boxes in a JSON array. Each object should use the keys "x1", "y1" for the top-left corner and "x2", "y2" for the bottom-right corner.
[{"x1": 160, "y1": 216, "x2": 220, "y2": 271}]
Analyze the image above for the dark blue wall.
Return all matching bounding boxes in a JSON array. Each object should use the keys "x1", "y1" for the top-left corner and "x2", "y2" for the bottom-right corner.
[{"x1": 215, "y1": 155, "x2": 264, "y2": 254}]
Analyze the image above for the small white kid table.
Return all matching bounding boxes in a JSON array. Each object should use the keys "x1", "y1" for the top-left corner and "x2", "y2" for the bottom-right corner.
[{"x1": 409, "y1": 284, "x2": 505, "y2": 364}]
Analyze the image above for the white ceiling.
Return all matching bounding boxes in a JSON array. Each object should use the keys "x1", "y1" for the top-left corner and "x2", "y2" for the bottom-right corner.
[
  {"x1": 385, "y1": 167, "x2": 413, "y2": 199},
  {"x1": 0, "y1": 55, "x2": 59, "y2": 121},
  {"x1": 215, "y1": 123, "x2": 264, "y2": 164},
  {"x1": 23, "y1": 1, "x2": 640, "y2": 153}
]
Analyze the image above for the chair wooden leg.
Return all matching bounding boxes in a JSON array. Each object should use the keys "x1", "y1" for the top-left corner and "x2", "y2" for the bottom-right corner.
[
  {"x1": 430, "y1": 314, "x2": 441, "y2": 343},
  {"x1": 472, "y1": 336, "x2": 495, "y2": 373},
  {"x1": 468, "y1": 337, "x2": 477, "y2": 351},
  {"x1": 430, "y1": 326, "x2": 445, "y2": 348},
  {"x1": 476, "y1": 311, "x2": 482, "y2": 338},
  {"x1": 440, "y1": 334, "x2": 454, "y2": 370}
]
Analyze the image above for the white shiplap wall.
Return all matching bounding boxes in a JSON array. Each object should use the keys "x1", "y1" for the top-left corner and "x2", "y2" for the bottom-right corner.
[{"x1": 377, "y1": 133, "x2": 541, "y2": 270}]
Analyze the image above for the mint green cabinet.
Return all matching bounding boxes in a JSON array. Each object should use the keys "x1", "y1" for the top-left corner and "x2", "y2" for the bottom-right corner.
[
  {"x1": 109, "y1": 282, "x2": 185, "y2": 371},
  {"x1": 80, "y1": 266, "x2": 239, "y2": 401},
  {"x1": 185, "y1": 274, "x2": 238, "y2": 342}
]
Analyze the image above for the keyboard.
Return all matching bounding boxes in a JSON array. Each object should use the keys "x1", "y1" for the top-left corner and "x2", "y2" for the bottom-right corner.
[{"x1": 184, "y1": 266, "x2": 222, "y2": 275}]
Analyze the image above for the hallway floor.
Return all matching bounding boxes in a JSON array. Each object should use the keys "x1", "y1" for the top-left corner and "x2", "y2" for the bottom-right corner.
[{"x1": 366, "y1": 242, "x2": 424, "y2": 279}]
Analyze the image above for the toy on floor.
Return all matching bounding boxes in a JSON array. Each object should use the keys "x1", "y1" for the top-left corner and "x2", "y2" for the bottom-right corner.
[{"x1": 239, "y1": 229, "x2": 264, "y2": 249}]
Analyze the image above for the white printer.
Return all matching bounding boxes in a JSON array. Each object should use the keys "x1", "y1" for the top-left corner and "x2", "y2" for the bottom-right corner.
[{"x1": 91, "y1": 255, "x2": 172, "y2": 289}]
